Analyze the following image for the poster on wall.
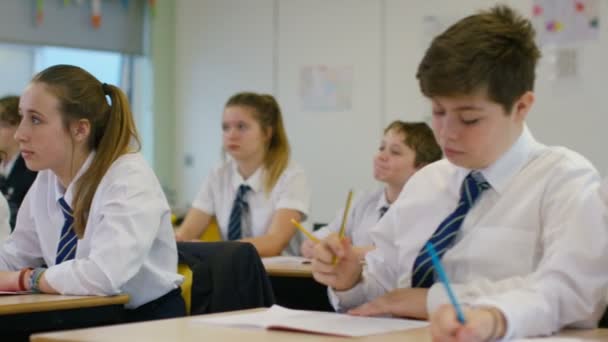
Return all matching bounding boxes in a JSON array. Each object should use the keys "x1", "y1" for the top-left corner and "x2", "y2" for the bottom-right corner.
[
  {"x1": 532, "y1": 0, "x2": 599, "y2": 46},
  {"x1": 299, "y1": 65, "x2": 353, "y2": 111}
]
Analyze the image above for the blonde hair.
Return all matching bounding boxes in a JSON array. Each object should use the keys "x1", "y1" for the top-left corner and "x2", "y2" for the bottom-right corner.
[
  {"x1": 225, "y1": 92, "x2": 290, "y2": 193},
  {"x1": 32, "y1": 65, "x2": 140, "y2": 237}
]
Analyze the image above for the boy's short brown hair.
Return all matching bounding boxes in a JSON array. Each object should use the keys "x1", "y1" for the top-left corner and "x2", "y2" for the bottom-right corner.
[
  {"x1": 416, "y1": 5, "x2": 541, "y2": 112},
  {"x1": 384, "y1": 121, "x2": 442, "y2": 168}
]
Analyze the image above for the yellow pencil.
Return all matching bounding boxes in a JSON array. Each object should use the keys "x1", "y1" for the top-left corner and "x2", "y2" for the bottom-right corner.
[
  {"x1": 334, "y1": 189, "x2": 354, "y2": 264},
  {"x1": 338, "y1": 190, "x2": 354, "y2": 239},
  {"x1": 291, "y1": 219, "x2": 319, "y2": 243}
]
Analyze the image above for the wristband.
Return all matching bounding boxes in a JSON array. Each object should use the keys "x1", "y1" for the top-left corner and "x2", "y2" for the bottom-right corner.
[
  {"x1": 18, "y1": 268, "x2": 32, "y2": 292},
  {"x1": 28, "y1": 267, "x2": 46, "y2": 293}
]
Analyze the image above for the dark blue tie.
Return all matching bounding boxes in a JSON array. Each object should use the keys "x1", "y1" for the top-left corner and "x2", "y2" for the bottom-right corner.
[
  {"x1": 379, "y1": 205, "x2": 389, "y2": 219},
  {"x1": 227, "y1": 184, "x2": 252, "y2": 241},
  {"x1": 411, "y1": 171, "x2": 490, "y2": 288},
  {"x1": 56, "y1": 197, "x2": 77, "y2": 264}
]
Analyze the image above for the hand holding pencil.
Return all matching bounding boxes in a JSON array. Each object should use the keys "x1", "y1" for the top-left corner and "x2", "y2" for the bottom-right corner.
[{"x1": 309, "y1": 190, "x2": 362, "y2": 291}]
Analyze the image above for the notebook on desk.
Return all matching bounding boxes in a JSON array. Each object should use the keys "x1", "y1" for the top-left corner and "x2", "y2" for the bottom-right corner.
[{"x1": 194, "y1": 305, "x2": 428, "y2": 337}]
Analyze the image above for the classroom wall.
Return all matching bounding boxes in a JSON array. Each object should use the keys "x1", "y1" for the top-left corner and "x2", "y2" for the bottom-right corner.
[{"x1": 175, "y1": 0, "x2": 608, "y2": 224}]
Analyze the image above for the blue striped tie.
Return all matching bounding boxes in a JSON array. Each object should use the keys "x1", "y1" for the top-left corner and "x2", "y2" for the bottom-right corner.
[
  {"x1": 227, "y1": 184, "x2": 252, "y2": 241},
  {"x1": 411, "y1": 171, "x2": 490, "y2": 288},
  {"x1": 56, "y1": 197, "x2": 78, "y2": 264}
]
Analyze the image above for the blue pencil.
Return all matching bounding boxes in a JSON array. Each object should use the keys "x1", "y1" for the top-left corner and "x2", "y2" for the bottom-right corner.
[{"x1": 425, "y1": 242, "x2": 466, "y2": 324}]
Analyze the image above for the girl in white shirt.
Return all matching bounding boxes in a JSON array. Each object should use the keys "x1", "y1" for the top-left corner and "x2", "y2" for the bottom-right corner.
[
  {"x1": 175, "y1": 92, "x2": 310, "y2": 256},
  {"x1": 300, "y1": 121, "x2": 441, "y2": 259},
  {"x1": 0, "y1": 65, "x2": 184, "y2": 322}
]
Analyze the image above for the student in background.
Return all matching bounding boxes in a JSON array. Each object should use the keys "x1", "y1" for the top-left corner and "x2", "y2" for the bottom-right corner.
[
  {"x1": 0, "y1": 192, "x2": 9, "y2": 242},
  {"x1": 0, "y1": 96, "x2": 37, "y2": 229},
  {"x1": 0, "y1": 65, "x2": 184, "y2": 322},
  {"x1": 311, "y1": 6, "x2": 608, "y2": 341},
  {"x1": 300, "y1": 121, "x2": 441, "y2": 259},
  {"x1": 175, "y1": 92, "x2": 310, "y2": 256}
]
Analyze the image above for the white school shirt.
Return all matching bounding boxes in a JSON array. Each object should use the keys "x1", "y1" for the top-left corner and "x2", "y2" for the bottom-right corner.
[
  {"x1": 331, "y1": 126, "x2": 608, "y2": 339},
  {"x1": 0, "y1": 152, "x2": 183, "y2": 309},
  {"x1": 192, "y1": 159, "x2": 311, "y2": 255},
  {"x1": 0, "y1": 194, "x2": 9, "y2": 242},
  {"x1": 314, "y1": 188, "x2": 388, "y2": 246}
]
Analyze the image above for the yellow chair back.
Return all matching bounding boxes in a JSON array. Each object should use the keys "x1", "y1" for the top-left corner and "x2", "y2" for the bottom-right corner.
[
  {"x1": 177, "y1": 263, "x2": 193, "y2": 315},
  {"x1": 199, "y1": 217, "x2": 222, "y2": 242}
]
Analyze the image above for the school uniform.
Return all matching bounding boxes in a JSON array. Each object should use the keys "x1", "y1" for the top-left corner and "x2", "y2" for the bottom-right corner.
[
  {"x1": 192, "y1": 158, "x2": 310, "y2": 256},
  {"x1": 330, "y1": 126, "x2": 608, "y2": 339},
  {"x1": 0, "y1": 154, "x2": 37, "y2": 230},
  {"x1": 0, "y1": 152, "x2": 184, "y2": 319},
  {"x1": 314, "y1": 188, "x2": 389, "y2": 246},
  {"x1": 0, "y1": 194, "x2": 10, "y2": 242}
]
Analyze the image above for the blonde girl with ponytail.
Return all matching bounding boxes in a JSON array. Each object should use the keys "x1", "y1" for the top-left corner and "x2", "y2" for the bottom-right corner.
[{"x1": 176, "y1": 92, "x2": 310, "y2": 256}]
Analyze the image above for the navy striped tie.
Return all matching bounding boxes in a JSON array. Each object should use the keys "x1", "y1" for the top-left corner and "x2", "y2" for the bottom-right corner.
[
  {"x1": 411, "y1": 171, "x2": 490, "y2": 288},
  {"x1": 56, "y1": 197, "x2": 77, "y2": 264},
  {"x1": 227, "y1": 184, "x2": 251, "y2": 241}
]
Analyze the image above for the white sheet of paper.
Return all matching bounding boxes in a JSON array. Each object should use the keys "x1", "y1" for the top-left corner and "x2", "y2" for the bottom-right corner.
[
  {"x1": 194, "y1": 305, "x2": 428, "y2": 337},
  {"x1": 261, "y1": 256, "x2": 311, "y2": 265}
]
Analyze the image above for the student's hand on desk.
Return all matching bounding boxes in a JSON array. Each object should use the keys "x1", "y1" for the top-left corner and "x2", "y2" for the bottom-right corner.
[
  {"x1": 348, "y1": 288, "x2": 429, "y2": 319},
  {"x1": 311, "y1": 233, "x2": 362, "y2": 291},
  {"x1": 300, "y1": 239, "x2": 316, "y2": 258},
  {"x1": 430, "y1": 304, "x2": 506, "y2": 342}
]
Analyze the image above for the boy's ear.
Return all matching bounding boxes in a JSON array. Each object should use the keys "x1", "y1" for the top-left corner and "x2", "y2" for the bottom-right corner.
[
  {"x1": 512, "y1": 91, "x2": 534, "y2": 123},
  {"x1": 71, "y1": 119, "x2": 91, "y2": 143}
]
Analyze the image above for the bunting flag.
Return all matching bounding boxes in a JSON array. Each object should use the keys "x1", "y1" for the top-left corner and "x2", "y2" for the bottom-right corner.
[
  {"x1": 63, "y1": 0, "x2": 71, "y2": 6},
  {"x1": 121, "y1": 0, "x2": 129, "y2": 9},
  {"x1": 148, "y1": 0, "x2": 156, "y2": 17},
  {"x1": 91, "y1": 0, "x2": 101, "y2": 29},
  {"x1": 35, "y1": 0, "x2": 44, "y2": 26}
]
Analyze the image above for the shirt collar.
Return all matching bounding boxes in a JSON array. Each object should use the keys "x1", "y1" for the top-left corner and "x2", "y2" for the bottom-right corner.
[
  {"x1": 230, "y1": 159, "x2": 263, "y2": 194},
  {"x1": 53, "y1": 152, "x2": 96, "y2": 206},
  {"x1": 454, "y1": 125, "x2": 541, "y2": 194}
]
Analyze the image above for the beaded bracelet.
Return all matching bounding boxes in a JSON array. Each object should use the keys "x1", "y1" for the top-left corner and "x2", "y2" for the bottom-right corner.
[
  {"x1": 28, "y1": 267, "x2": 46, "y2": 293},
  {"x1": 18, "y1": 268, "x2": 32, "y2": 292}
]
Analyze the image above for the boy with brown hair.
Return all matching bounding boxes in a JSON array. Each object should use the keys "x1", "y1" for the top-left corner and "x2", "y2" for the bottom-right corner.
[{"x1": 311, "y1": 5, "x2": 608, "y2": 341}]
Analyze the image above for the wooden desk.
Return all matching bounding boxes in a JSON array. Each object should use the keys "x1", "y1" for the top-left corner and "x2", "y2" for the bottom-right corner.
[
  {"x1": 0, "y1": 294, "x2": 129, "y2": 342},
  {"x1": 30, "y1": 309, "x2": 608, "y2": 342},
  {"x1": 263, "y1": 260, "x2": 312, "y2": 277},
  {"x1": 0, "y1": 293, "x2": 129, "y2": 315}
]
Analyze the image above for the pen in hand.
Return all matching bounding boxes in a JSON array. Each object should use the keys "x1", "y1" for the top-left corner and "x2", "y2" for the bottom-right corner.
[{"x1": 425, "y1": 242, "x2": 466, "y2": 324}]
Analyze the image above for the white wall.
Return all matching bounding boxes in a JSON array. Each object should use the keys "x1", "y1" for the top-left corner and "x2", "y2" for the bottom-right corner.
[
  {"x1": 176, "y1": 0, "x2": 608, "y2": 224},
  {"x1": 0, "y1": 44, "x2": 33, "y2": 97},
  {"x1": 175, "y1": 0, "x2": 275, "y2": 211}
]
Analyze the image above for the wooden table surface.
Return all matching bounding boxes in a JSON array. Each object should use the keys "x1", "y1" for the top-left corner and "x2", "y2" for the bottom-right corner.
[
  {"x1": 30, "y1": 308, "x2": 608, "y2": 342},
  {"x1": 263, "y1": 260, "x2": 313, "y2": 278},
  {"x1": 0, "y1": 293, "x2": 129, "y2": 315}
]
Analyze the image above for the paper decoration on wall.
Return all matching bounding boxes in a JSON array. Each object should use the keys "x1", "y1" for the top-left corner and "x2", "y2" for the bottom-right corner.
[
  {"x1": 91, "y1": 0, "x2": 101, "y2": 29},
  {"x1": 299, "y1": 65, "x2": 353, "y2": 111},
  {"x1": 545, "y1": 48, "x2": 580, "y2": 80},
  {"x1": 532, "y1": 0, "x2": 599, "y2": 46},
  {"x1": 35, "y1": 0, "x2": 44, "y2": 26}
]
